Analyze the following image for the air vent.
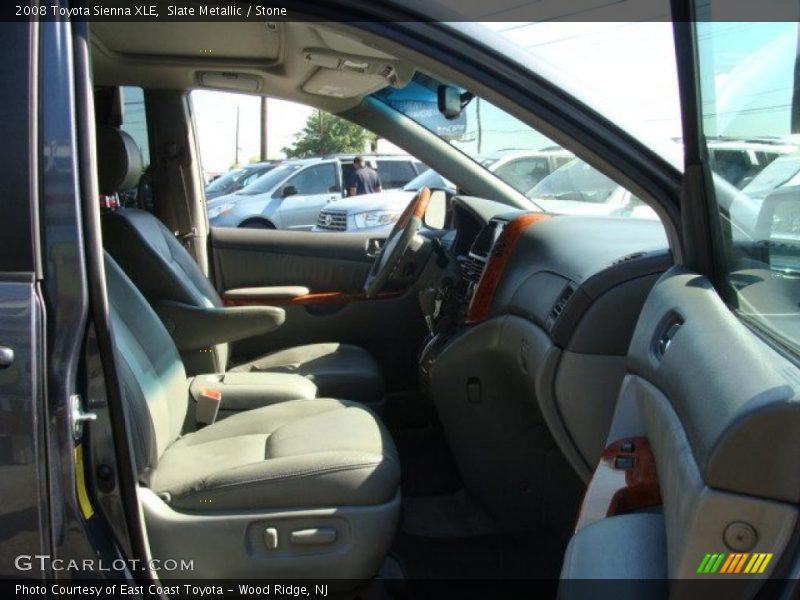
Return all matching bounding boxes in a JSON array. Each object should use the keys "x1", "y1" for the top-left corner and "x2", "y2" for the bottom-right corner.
[
  {"x1": 459, "y1": 255, "x2": 485, "y2": 285},
  {"x1": 550, "y1": 284, "x2": 576, "y2": 322},
  {"x1": 611, "y1": 251, "x2": 647, "y2": 266}
]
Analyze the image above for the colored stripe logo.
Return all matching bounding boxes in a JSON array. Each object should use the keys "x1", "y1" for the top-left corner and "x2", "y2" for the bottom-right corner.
[{"x1": 696, "y1": 553, "x2": 773, "y2": 574}]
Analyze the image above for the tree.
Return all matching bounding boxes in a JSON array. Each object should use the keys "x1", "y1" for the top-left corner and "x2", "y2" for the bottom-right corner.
[{"x1": 283, "y1": 110, "x2": 376, "y2": 158}]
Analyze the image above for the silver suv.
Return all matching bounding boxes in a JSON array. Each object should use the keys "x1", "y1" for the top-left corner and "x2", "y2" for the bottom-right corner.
[{"x1": 207, "y1": 154, "x2": 426, "y2": 229}]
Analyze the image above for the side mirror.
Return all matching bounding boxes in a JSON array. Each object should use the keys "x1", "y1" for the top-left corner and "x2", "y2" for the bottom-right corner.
[
  {"x1": 437, "y1": 85, "x2": 474, "y2": 120},
  {"x1": 282, "y1": 185, "x2": 298, "y2": 198},
  {"x1": 423, "y1": 189, "x2": 449, "y2": 230},
  {"x1": 754, "y1": 185, "x2": 800, "y2": 266}
]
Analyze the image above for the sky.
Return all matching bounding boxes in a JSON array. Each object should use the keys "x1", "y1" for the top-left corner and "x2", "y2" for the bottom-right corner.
[{"x1": 190, "y1": 91, "x2": 314, "y2": 174}]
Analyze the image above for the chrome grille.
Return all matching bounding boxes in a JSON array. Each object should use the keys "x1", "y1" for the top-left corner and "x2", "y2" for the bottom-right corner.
[{"x1": 316, "y1": 210, "x2": 348, "y2": 231}]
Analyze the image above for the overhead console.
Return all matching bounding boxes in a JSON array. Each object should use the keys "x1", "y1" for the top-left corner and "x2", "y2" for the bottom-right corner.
[{"x1": 302, "y1": 48, "x2": 414, "y2": 98}]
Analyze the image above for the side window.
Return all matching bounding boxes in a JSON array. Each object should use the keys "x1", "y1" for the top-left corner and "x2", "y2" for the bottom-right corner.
[
  {"x1": 414, "y1": 161, "x2": 430, "y2": 174},
  {"x1": 240, "y1": 170, "x2": 263, "y2": 187},
  {"x1": 285, "y1": 164, "x2": 337, "y2": 195},
  {"x1": 376, "y1": 160, "x2": 416, "y2": 188},
  {"x1": 696, "y1": 18, "x2": 800, "y2": 353}
]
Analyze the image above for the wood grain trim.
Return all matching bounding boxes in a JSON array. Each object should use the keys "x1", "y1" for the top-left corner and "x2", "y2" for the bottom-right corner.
[
  {"x1": 574, "y1": 437, "x2": 662, "y2": 533},
  {"x1": 395, "y1": 187, "x2": 432, "y2": 229},
  {"x1": 465, "y1": 213, "x2": 550, "y2": 324},
  {"x1": 222, "y1": 290, "x2": 402, "y2": 306}
]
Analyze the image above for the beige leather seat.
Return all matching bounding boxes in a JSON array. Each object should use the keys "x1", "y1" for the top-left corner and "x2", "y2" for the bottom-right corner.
[
  {"x1": 150, "y1": 397, "x2": 399, "y2": 511},
  {"x1": 105, "y1": 252, "x2": 400, "y2": 578}
]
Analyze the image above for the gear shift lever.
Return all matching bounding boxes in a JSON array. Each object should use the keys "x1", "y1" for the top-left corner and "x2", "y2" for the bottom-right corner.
[{"x1": 418, "y1": 288, "x2": 441, "y2": 335}]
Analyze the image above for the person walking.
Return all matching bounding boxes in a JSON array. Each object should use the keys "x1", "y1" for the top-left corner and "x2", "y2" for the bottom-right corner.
[{"x1": 346, "y1": 156, "x2": 382, "y2": 196}]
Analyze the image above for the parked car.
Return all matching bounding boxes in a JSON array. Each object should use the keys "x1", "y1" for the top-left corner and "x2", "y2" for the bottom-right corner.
[
  {"x1": 208, "y1": 154, "x2": 426, "y2": 229},
  {"x1": 707, "y1": 139, "x2": 797, "y2": 189},
  {"x1": 204, "y1": 161, "x2": 279, "y2": 200},
  {"x1": 479, "y1": 147, "x2": 574, "y2": 192},
  {"x1": 523, "y1": 157, "x2": 655, "y2": 218},
  {"x1": 315, "y1": 149, "x2": 572, "y2": 232},
  {"x1": 740, "y1": 152, "x2": 800, "y2": 200},
  {"x1": 314, "y1": 168, "x2": 454, "y2": 232}
]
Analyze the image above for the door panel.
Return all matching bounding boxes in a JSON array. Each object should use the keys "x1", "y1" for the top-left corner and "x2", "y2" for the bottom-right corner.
[
  {"x1": 211, "y1": 227, "x2": 381, "y2": 292},
  {"x1": 566, "y1": 267, "x2": 800, "y2": 586},
  {"x1": 627, "y1": 268, "x2": 799, "y2": 580},
  {"x1": 209, "y1": 227, "x2": 426, "y2": 384}
]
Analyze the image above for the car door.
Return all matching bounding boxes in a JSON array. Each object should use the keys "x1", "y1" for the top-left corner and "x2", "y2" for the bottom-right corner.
[
  {"x1": 273, "y1": 162, "x2": 340, "y2": 230},
  {"x1": 562, "y1": 9, "x2": 800, "y2": 592},
  {"x1": 0, "y1": 21, "x2": 51, "y2": 577}
]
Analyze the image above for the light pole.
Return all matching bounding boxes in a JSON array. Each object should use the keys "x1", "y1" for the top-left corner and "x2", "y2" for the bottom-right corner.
[{"x1": 234, "y1": 104, "x2": 240, "y2": 166}]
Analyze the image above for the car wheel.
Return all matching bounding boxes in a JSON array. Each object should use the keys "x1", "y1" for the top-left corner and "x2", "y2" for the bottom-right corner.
[{"x1": 239, "y1": 218, "x2": 275, "y2": 229}]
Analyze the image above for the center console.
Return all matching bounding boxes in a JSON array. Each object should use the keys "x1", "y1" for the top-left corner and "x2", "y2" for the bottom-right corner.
[{"x1": 419, "y1": 216, "x2": 511, "y2": 387}]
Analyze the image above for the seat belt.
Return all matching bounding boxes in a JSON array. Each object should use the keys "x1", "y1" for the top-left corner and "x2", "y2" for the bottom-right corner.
[{"x1": 159, "y1": 141, "x2": 199, "y2": 256}]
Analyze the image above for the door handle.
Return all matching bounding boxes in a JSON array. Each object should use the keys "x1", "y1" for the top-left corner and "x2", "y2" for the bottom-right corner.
[
  {"x1": 0, "y1": 346, "x2": 13, "y2": 369},
  {"x1": 653, "y1": 314, "x2": 683, "y2": 360},
  {"x1": 365, "y1": 238, "x2": 384, "y2": 257}
]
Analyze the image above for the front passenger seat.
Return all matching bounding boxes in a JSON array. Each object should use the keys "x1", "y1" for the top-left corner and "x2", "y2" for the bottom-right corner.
[{"x1": 98, "y1": 125, "x2": 385, "y2": 404}]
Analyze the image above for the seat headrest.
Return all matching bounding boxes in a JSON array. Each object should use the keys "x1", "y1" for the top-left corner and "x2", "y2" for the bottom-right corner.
[{"x1": 96, "y1": 124, "x2": 144, "y2": 195}]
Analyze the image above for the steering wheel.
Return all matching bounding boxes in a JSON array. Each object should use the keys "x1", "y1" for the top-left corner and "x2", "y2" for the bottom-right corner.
[{"x1": 364, "y1": 187, "x2": 432, "y2": 298}]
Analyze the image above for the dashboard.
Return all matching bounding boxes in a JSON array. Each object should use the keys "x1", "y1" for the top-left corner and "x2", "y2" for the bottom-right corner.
[
  {"x1": 440, "y1": 195, "x2": 671, "y2": 339},
  {"x1": 422, "y1": 194, "x2": 674, "y2": 532}
]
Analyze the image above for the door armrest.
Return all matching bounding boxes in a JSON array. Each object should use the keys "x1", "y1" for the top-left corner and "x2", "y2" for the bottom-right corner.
[{"x1": 223, "y1": 286, "x2": 311, "y2": 301}]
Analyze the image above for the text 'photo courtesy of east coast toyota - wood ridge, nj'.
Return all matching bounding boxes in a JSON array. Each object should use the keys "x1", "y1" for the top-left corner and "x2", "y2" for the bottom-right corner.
[{"x1": 2, "y1": 1, "x2": 800, "y2": 599}]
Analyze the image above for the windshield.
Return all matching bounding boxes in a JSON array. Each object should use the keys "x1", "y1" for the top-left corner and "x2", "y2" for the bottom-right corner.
[
  {"x1": 372, "y1": 74, "x2": 649, "y2": 218},
  {"x1": 237, "y1": 164, "x2": 300, "y2": 195},
  {"x1": 403, "y1": 168, "x2": 454, "y2": 191},
  {"x1": 480, "y1": 20, "x2": 682, "y2": 164},
  {"x1": 206, "y1": 168, "x2": 244, "y2": 193},
  {"x1": 373, "y1": 75, "x2": 557, "y2": 201}
]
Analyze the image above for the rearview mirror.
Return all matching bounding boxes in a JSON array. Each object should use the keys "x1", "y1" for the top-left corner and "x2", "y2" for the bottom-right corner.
[
  {"x1": 424, "y1": 189, "x2": 448, "y2": 230},
  {"x1": 437, "y1": 85, "x2": 474, "y2": 120},
  {"x1": 282, "y1": 185, "x2": 298, "y2": 198}
]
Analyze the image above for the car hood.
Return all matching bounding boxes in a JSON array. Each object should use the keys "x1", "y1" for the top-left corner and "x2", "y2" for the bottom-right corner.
[
  {"x1": 207, "y1": 193, "x2": 240, "y2": 208},
  {"x1": 323, "y1": 190, "x2": 415, "y2": 213}
]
